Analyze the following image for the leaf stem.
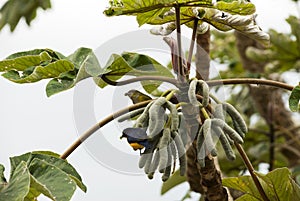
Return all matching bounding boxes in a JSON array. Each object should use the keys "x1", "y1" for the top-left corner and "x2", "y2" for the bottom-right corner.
[
  {"x1": 207, "y1": 78, "x2": 294, "y2": 91},
  {"x1": 186, "y1": 18, "x2": 199, "y2": 80},
  {"x1": 175, "y1": 5, "x2": 184, "y2": 83},
  {"x1": 200, "y1": 107, "x2": 210, "y2": 119},
  {"x1": 60, "y1": 100, "x2": 151, "y2": 159},
  {"x1": 235, "y1": 143, "x2": 270, "y2": 201},
  {"x1": 166, "y1": 90, "x2": 176, "y2": 101},
  {"x1": 100, "y1": 75, "x2": 294, "y2": 91},
  {"x1": 100, "y1": 74, "x2": 179, "y2": 87}
]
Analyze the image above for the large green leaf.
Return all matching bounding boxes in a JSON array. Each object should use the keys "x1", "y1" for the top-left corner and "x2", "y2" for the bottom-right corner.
[
  {"x1": 222, "y1": 175, "x2": 262, "y2": 200},
  {"x1": 0, "y1": 48, "x2": 175, "y2": 97},
  {"x1": 0, "y1": 49, "x2": 74, "y2": 84},
  {"x1": 289, "y1": 84, "x2": 300, "y2": 112},
  {"x1": 103, "y1": 0, "x2": 265, "y2": 45},
  {"x1": 149, "y1": 5, "x2": 268, "y2": 46},
  {"x1": 223, "y1": 168, "x2": 300, "y2": 201},
  {"x1": 28, "y1": 158, "x2": 76, "y2": 201},
  {"x1": 94, "y1": 52, "x2": 174, "y2": 94},
  {"x1": 10, "y1": 151, "x2": 86, "y2": 193},
  {"x1": 6, "y1": 151, "x2": 86, "y2": 200},
  {"x1": 161, "y1": 169, "x2": 187, "y2": 195},
  {"x1": 46, "y1": 47, "x2": 101, "y2": 97},
  {"x1": 202, "y1": 9, "x2": 269, "y2": 46},
  {"x1": 215, "y1": 0, "x2": 255, "y2": 15},
  {"x1": 0, "y1": 0, "x2": 51, "y2": 32},
  {"x1": 0, "y1": 161, "x2": 30, "y2": 201},
  {"x1": 0, "y1": 47, "x2": 103, "y2": 97},
  {"x1": 256, "y1": 168, "x2": 293, "y2": 201},
  {"x1": 2, "y1": 60, "x2": 74, "y2": 83}
]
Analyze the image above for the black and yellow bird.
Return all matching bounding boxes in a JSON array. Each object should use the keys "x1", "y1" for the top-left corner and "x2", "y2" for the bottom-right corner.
[{"x1": 121, "y1": 127, "x2": 152, "y2": 154}]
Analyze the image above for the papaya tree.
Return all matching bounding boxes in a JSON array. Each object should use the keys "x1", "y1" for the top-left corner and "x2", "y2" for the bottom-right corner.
[{"x1": 0, "y1": 0, "x2": 300, "y2": 201}]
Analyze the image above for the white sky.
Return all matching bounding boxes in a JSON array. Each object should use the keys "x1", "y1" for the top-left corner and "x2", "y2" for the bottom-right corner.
[{"x1": 0, "y1": 0, "x2": 299, "y2": 201}]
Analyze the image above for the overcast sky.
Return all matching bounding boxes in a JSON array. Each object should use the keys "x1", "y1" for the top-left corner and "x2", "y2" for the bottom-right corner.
[{"x1": 0, "y1": 0, "x2": 299, "y2": 201}]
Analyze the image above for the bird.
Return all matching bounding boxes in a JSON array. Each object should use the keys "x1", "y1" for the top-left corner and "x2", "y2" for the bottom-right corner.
[
  {"x1": 121, "y1": 127, "x2": 152, "y2": 154},
  {"x1": 125, "y1": 90, "x2": 152, "y2": 104}
]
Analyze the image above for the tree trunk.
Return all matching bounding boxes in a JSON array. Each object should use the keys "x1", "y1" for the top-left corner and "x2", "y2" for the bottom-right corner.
[{"x1": 185, "y1": 29, "x2": 228, "y2": 201}]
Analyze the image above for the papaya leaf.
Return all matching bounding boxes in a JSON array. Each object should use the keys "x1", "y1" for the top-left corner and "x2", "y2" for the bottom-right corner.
[
  {"x1": 161, "y1": 169, "x2": 186, "y2": 195},
  {"x1": 7, "y1": 151, "x2": 87, "y2": 201},
  {"x1": 67, "y1": 47, "x2": 102, "y2": 76},
  {"x1": 0, "y1": 48, "x2": 103, "y2": 97},
  {"x1": 6, "y1": 48, "x2": 66, "y2": 60},
  {"x1": 2, "y1": 60, "x2": 74, "y2": 83},
  {"x1": 46, "y1": 79, "x2": 75, "y2": 97},
  {"x1": 256, "y1": 168, "x2": 298, "y2": 201},
  {"x1": 103, "y1": 0, "x2": 265, "y2": 45},
  {"x1": 222, "y1": 175, "x2": 263, "y2": 200},
  {"x1": 0, "y1": 0, "x2": 51, "y2": 32},
  {"x1": 289, "y1": 84, "x2": 300, "y2": 112},
  {"x1": 0, "y1": 161, "x2": 30, "y2": 201},
  {"x1": 223, "y1": 168, "x2": 300, "y2": 201},
  {"x1": 10, "y1": 151, "x2": 86, "y2": 193},
  {"x1": 0, "y1": 49, "x2": 74, "y2": 84},
  {"x1": 140, "y1": 61, "x2": 174, "y2": 95},
  {"x1": 202, "y1": 9, "x2": 269, "y2": 46},
  {"x1": 215, "y1": 0, "x2": 256, "y2": 15},
  {"x1": 45, "y1": 47, "x2": 102, "y2": 97},
  {"x1": 28, "y1": 158, "x2": 76, "y2": 201}
]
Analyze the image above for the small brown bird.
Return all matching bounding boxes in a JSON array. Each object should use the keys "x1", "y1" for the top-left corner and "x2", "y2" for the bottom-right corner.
[{"x1": 125, "y1": 89, "x2": 152, "y2": 104}]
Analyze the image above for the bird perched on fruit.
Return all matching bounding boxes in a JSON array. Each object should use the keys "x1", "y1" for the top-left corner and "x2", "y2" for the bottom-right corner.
[
  {"x1": 125, "y1": 90, "x2": 152, "y2": 104},
  {"x1": 121, "y1": 127, "x2": 152, "y2": 154}
]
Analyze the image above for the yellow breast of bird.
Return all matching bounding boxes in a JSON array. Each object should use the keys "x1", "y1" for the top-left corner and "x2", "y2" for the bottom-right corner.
[{"x1": 129, "y1": 142, "x2": 144, "y2": 150}]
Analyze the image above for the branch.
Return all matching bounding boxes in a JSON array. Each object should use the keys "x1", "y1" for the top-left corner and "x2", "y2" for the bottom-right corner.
[{"x1": 60, "y1": 100, "x2": 152, "y2": 159}]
